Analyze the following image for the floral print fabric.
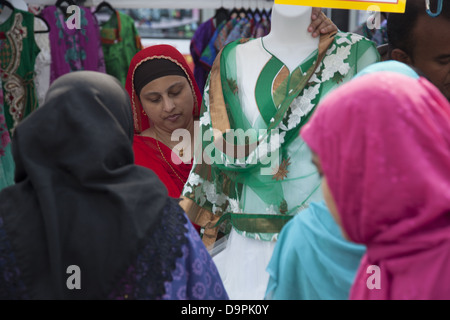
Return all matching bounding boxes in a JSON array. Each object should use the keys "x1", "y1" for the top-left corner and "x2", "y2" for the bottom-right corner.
[{"x1": 182, "y1": 32, "x2": 381, "y2": 242}]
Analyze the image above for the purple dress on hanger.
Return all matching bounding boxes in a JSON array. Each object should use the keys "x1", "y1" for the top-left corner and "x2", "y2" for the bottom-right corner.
[
  {"x1": 190, "y1": 18, "x2": 216, "y2": 96},
  {"x1": 40, "y1": 5, "x2": 105, "y2": 84}
]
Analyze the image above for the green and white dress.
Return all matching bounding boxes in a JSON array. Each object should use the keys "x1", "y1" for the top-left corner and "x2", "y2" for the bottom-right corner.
[{"x1": 181, "y1": 31, "x2": 380, "y2": 299}]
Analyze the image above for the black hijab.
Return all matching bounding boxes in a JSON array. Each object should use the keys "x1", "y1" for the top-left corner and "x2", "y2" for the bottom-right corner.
[
  {"x1": 133, "y1": 58, "x2": 187, "y2": 97},
  {"x1": 0, "y1": 71, "x2": 168, "y2": 299}
]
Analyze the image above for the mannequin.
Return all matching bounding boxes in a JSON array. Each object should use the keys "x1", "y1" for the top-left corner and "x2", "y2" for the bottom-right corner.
[
  {"x1": 181, "y1": 3, "x2": 380, "y2": 300},
  {"x1": 262, "y1": 4, "x2": 319, "y2": 72},
  {"x1": 205, "y1": 4, "x2": 331, "y2": 300}
]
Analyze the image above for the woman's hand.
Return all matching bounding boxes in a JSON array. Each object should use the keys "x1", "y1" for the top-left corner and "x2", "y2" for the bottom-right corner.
[{"x1": 308, "y1": 7, "x2": 338, "y2": 37}]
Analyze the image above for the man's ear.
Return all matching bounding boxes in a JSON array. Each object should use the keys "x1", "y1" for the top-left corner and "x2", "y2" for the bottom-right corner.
[{"x1": 390, "y1": 48, "x2": 413, "y2": 65}]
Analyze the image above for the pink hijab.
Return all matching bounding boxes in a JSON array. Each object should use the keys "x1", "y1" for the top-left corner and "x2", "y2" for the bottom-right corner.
[{"x1": 301, "y1": 72, "x2": 450, "y2": 300}]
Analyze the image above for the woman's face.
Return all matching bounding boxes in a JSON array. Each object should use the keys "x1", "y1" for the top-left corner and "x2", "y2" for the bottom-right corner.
[
  {"x1": 139, "y1": 75, "x2": 194, "y2": 134},
  {"x1": 311, "y1": 152, "x2": 350, "y2": 240}
]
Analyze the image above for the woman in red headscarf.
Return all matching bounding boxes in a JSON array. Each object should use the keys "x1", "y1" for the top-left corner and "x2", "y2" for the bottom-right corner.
[{"x1": 125, "y1": 44, "x2": 202, "y2": 199}]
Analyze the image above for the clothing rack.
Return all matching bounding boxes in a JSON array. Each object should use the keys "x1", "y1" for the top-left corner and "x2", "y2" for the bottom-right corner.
[{"x1": 24, "y1": 0, "x2": 274, "y2": 9}]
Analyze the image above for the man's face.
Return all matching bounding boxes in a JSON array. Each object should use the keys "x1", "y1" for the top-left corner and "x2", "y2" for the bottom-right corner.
[{"x1": 411, "y1": 15, "x2": 450, "y2": 100}]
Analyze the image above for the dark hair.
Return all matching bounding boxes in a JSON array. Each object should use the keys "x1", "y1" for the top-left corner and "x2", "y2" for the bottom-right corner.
[{"x1": 387, "y1": 0, "x2": 450, "y2": 58}]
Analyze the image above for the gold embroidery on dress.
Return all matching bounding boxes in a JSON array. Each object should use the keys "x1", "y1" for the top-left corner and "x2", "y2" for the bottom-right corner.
[
  {"x1": 272, "y1": 157, "x2": 291, "y2": 181},
  {"x1": 1, "y1": 13, "x2": 28, "y2": 133},
  {"x1": 279, "y1": 199, "x2": 288, "y2": 214},
  {"x1": 227, "y1": 78, "x2": 238, "y2": 94}
]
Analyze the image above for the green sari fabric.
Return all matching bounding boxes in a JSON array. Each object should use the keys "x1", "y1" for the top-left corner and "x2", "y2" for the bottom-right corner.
[{"x1": 182, "y1": 32, "x2": 380, "y2": 244}]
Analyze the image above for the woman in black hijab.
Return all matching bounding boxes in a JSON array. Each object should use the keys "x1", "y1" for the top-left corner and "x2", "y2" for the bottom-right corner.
[{"x1": 0, "y1": 71, "x2": 228, "y2": 300}]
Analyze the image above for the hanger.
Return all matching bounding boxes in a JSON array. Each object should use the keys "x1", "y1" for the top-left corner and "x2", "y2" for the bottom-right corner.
[
  {"x1": 55, "y1": 0, "x2": 76, "y2": 19},
  {"x1": 252, "y1": 6, "x2": 262, "y2": 20},
  {"x1": 94, "y1": 1, "x2": 115, "y2": 14},
  {"x1": 260, "y1": 6, "x2": 270, "y2": 20},
  {"x1": 214, "y1": 6, "x2": 229, "y2": 26},
  {"x1": 245, "y1": 7, "x2": 254, "y2": 19},
  {"x1": 35, "y1": 15, "x2": 51, "y2": 33},
  {"x1": 0, "y1": 0, "x2": 14, "y2": 11},
  {"x1": 229, "y1": 4, "x2": 240, "y2": 20},
  {"x1": 0, "y1": 1, "x2": 14, "y2": 25},
  {"x1": 55, "y1": 0, "x2": 75, "y2": 7},
  {"x1": 237, "y1": 6, "x2": 247, "y2": 19}
]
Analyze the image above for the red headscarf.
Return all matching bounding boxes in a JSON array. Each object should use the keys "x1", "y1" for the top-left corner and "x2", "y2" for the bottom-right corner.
[
  {"x1": 301, "y1": 72, "x2": 450, "y2": 299},
  {"x1": 125, "y1": 44, "x2": 202, "y2": 134}
]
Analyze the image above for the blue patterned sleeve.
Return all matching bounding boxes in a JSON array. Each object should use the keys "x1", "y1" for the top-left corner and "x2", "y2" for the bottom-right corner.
[
  {"x1": 108, "y1": 198, "x2": 229, "y2": 300},
  {"x1": 0, "y1": 217, "x2": 29, "y2": 299},
  {"x1": 162, "y1": 216, "x2": 229, "y2": 300}
]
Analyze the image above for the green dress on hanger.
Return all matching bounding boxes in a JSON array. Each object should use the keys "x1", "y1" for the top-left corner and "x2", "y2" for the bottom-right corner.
[
  {"x1": 0, "y1": 8, "x2": 40, "y2": 135},
  {"x1": 99, "y1": 10, "x2": 143, "y2": 87}
]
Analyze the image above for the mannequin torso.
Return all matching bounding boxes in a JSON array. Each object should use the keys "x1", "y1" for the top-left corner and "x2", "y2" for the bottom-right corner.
[{"x1": 232, "y1": 5, "x2": 322, "y2": 126}]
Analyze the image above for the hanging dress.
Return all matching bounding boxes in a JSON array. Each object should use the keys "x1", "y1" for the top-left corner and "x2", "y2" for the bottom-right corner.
[
  {"x1": 181, "y1": 31, "x2": 380, "y2": 299},
  {"x1": 190, "y1": 17, "x2": 216, "y2": 95},
  {"x1": 99, "y1": 10, "x2": 143, "y2": 87},
  {"x1": 0, "y1": 8, "x2": 40, "y2": 135},
  {"x1": 40, "y1": 5, "x2": 105, "y2": 84}
]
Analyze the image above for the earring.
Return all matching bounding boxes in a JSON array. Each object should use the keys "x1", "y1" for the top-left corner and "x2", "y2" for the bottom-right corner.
[
  {"x1": 142, "y1": 108, "x2": 147, "y2": 116},
  {"x1": 426, "y1": 0, "x2": 443, "y2": 17}
]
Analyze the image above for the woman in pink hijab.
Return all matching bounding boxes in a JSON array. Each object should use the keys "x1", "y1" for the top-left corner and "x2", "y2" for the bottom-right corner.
[{"x1": 300, "y1": 72, "x2": 450, "y2": 300}]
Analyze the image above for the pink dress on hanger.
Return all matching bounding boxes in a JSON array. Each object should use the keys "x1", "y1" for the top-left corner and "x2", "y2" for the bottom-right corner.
[{"x1": 40, "y1": 5, "x2": 105, "y2": 84}]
